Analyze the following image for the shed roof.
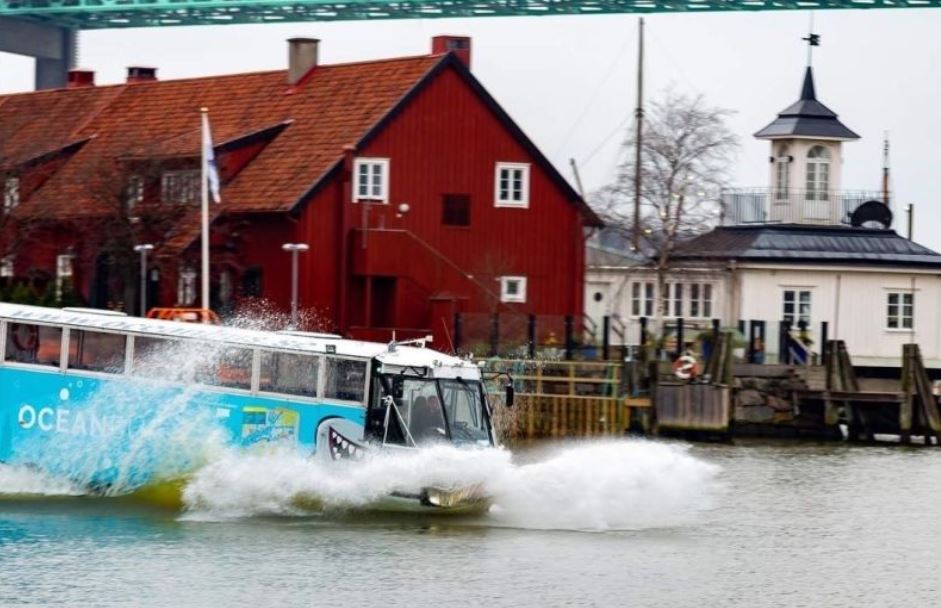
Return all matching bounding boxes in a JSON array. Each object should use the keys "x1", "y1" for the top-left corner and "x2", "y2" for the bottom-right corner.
[{"x1": 672, "y1": 224, "x2": 941, "y2": 268}]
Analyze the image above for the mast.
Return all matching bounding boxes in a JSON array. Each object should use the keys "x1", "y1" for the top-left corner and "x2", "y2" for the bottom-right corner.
[
  {"x1": 882, "y1": 131, "x2": 891, "y2": 209},
  {"x1": 632, "y1": 17, "x2": 644, "y2": 251}
]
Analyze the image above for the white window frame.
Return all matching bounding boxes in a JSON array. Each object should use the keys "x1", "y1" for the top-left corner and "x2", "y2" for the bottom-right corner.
[
  {"x1": 774, "y1": 155, "x2": 790, "y2": 202},
  {"x1": 886, "y1": 291, "x2": 914, "y2": 331},
  {"x1": 494, "y1": 162, "x2": 530, "y2": 209},
  {"x1": 806, "y1": 146, "x2": 830, "y2": 202},
  {"x1": 783, "y1": 289, "x2": 812, "y2": 326},
  {"x1": 353, "y1": 157, "x2": 390, "y2": 204},
  {"x1": 630, "y1": 281, "x2": 655, "y2": 318},
  {"x1": 3, "y1": 177, "x2": 19, "y2": 213},
  {"x1": 685, "y1": 283, "x2": 714, "y2": 319},
  {"x1": 178, "y1": 267, "x2": 198, "y2": 306},
  {"x1": 0, "y1": 255, "x2": 13, "y2": 279},
  {"x1": 499, "y1": 276, "x2": 527, "y2": 304},
  {"x1": 662, "y1": 282, "x2": 684, "y2": 318},
  {"x1": 56, "y1": 254, "x2": 74, "y2": 301}
]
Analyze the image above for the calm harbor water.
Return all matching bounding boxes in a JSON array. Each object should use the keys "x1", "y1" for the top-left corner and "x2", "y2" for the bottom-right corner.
[{"x1": 2, "y1": 440, "x2": 940, "y2": 607}]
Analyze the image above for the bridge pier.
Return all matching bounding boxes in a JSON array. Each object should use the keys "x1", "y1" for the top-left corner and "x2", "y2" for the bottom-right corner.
[{"x1": 0, "y1": 17, "x2": 77, "y2": 90}]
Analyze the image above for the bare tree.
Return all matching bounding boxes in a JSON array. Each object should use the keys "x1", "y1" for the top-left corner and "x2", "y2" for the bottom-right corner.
[
  {"x1": 76, "y1": 155, "x2": 190, "y2": 312},
  {"x1": 593, "y1": 89, "x2": 739, "y2": 322}
]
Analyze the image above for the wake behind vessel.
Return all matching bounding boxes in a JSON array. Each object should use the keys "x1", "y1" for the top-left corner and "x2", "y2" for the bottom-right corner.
[{"x1": 0, "y1": 303, "x2": 510, "y2": 512}]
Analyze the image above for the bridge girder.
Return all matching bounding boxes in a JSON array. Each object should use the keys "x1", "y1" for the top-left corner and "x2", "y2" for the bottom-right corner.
[{"x1": 3, "y1": 0, "x2": 941, "y2": 30}]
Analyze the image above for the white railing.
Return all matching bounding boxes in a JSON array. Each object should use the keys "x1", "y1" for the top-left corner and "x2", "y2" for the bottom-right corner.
[{"x1": 720, "y1": 188, "x2": 886, "y2": 226}]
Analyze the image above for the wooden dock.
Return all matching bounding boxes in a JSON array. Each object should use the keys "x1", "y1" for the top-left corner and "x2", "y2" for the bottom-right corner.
[{"x1": 482, "y1": 359, "x2": 651, "y2": 440}]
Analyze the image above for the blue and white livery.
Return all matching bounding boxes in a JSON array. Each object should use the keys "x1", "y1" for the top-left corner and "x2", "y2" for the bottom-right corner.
[{"x1": 0, "y1": 304, "x2": 500, "y2": 510}]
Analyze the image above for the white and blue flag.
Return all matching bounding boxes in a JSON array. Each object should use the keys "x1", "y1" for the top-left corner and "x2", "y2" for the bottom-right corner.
[{"x1": 201, "y1": 111, "x2": 221, "y2": 203}]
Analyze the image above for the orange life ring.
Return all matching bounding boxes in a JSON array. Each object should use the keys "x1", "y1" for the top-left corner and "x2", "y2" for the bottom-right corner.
[
  {"x1": 672, "y1": 354, "x2": 700, "y2": 380},
  {"x1": 12, "y1": 324, "x2": 39, "y2": 352}
]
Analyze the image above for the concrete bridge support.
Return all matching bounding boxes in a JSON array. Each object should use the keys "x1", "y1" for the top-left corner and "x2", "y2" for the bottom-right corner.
[{"x1": 0, "y1": 17, "x2": 77, "y2": 90}]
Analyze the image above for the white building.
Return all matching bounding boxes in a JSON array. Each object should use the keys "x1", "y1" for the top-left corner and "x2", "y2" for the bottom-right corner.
[{"x1": 586, "y1": 64, "x2": 941, "y2": 368}]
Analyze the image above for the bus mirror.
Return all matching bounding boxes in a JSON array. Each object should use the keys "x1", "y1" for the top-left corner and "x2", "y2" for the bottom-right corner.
[{"x1": 505, "y1": 384, "x2": 515, "y2": 408}]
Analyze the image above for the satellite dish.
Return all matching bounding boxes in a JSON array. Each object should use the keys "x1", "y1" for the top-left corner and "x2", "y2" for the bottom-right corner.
[{"x1": 850, "y1": 200, "x2": 892, "y2": 229}]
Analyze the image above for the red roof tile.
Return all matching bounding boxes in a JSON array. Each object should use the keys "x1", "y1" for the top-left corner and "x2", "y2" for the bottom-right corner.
[{"x1": 0, "y1": 55, "x2": 441, "y2": 220}]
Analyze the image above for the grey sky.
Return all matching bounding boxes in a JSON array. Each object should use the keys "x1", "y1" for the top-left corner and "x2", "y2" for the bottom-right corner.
[{"x1": 2, "y1": 10, "x2": 939, "y2": 246}]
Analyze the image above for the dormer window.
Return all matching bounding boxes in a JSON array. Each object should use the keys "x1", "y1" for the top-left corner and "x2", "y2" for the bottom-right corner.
[
  {"x1": 353, "y1": 158, "x2": 389, "y2": 203},
  {"x1": 806, "y1": 146, "x2": 830, "y2": 202},
  {"x1": 161, "y1": 170, "x2": 200, "y2": 205},
  {"x1": 3, "y1": 177, "x2": 19, "y2": 213},
  {"x1": 0, "y1": 255, "x2": 13, "y2": 279},
  {"x1": 126, "y1": 174, "x2": 144, "y2": 213}
]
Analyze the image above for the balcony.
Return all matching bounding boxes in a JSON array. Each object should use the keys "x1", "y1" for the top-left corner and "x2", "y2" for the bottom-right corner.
[{"x1": 720, "y1": 188, "x2": 887, "y2": 226}]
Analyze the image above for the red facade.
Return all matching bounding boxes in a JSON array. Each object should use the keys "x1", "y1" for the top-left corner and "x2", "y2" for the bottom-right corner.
[{"x1": 0, "y1": 37, "x2": 601, "y2": 345}]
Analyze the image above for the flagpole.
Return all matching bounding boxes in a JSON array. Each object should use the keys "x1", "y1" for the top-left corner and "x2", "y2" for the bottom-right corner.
[{"x1": 200, "y1": 107, "x2": 210, "y2": 311}]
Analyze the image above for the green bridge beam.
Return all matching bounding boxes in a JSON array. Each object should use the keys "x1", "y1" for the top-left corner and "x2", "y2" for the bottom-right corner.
[{"x1": 3, "y1": 0, "x2": 941, "y2": 29}]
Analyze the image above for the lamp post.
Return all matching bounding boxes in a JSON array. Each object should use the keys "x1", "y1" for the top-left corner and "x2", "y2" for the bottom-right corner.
[
  {"x1": 133, "y1": 244, "x2": 154, "y2": 317},
  {"x1": 281, "y1": 243, "x2": 309, "y2": 329}
]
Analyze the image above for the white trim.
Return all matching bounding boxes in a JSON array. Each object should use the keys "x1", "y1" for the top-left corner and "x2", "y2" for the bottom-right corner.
[
  {"x1": 885, "y1": 290, "x2": 914, "y2": 331},
  {"x1": 494, "y1": 162, "x2": 530, "y2": 208},
  {"x1": 499, "y1": 275, "x2": 527, "y2": 303},
  {"x1": 352, "y1": 157, "x2": 390, "y2": 203}
]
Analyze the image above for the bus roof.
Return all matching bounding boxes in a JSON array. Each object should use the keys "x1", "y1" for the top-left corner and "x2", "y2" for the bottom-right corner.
[{"x1": 0, "y1": 303, "x2": 472, "y2": 371}]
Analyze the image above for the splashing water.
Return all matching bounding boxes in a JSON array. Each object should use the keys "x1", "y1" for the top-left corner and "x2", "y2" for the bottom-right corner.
[
  {"x1": 0, "y1": 463, "x2": 85, "y2": 496},
  {"x1": 8, "y1": 339, "x2": 242, "y2": 496},
  {"x1": 182, "y1": 440, "x2": 719, "y2": 531}
]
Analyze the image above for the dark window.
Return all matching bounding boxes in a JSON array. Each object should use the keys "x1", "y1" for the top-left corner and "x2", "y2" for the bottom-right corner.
[
  {"x1": 242, "y1": 266, "x2": 263, "y2": 298},
  {"x1": 198, "y1": 347, "x2": 253, "y2": 390},
  {"x1": 68, "y1": 330, "x2": 126, "y2": 373},
  {"x1": 324, "y1": 358, "x2": 367, "y2": 402},
  {"x1": 131, "y1": 336, "x2": 178, "y2": 377},
  {"x1": 4, "y1": 323, "x2": 61, "y2": 367},
  {"x1": 260, "y1": 351, "x2": 319, "y2": 397},
  {"x1": 442, "y1": 194, "x2": 470, "y2": 227}
]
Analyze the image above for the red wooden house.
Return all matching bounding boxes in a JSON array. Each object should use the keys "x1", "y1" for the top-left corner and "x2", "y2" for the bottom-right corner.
[{"x1": 0, "y1": 36, "x2": 602, "y2": 345}]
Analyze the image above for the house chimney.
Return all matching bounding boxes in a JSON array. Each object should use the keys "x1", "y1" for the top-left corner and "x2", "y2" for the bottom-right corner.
[
  {"x1": 288, "y1": 38, "x2": 319, "y2": 85},
  {"x1": 67, "y1": 69, "x2": 95, "y2": 88},
  {"x1": 126, "y1": 66, "x2": 158, "y2": 83},
  {"x1": 431, "y1": 35, "x2": 471, "y2": 69}
]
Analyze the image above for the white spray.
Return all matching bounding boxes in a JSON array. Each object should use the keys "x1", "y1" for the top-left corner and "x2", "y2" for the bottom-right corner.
[{"x1": 181, "y1": 440, "x2": 719, "y2": 531}]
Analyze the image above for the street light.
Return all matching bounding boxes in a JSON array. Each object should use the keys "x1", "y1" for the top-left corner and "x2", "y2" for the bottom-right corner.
[
  {"x1": 133, "y1": 244, "x2": 154, "y2": 317},
  {"x1": 281, "y1": 243, "x2": 310, "y2": 329}
]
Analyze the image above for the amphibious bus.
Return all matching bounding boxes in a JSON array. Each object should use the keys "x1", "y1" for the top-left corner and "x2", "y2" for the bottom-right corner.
[{"x1": 0, "y1": 303, "x2": 502, "y2": 510}]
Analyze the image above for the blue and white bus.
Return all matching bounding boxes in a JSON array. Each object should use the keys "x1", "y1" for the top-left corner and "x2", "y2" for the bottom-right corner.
[{"x1": 0, "y1": 304, "x2": 503, "y2": 510}]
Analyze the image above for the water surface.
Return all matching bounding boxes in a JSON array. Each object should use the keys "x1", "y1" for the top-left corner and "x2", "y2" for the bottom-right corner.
[{"x1": 2, "y1": 440, "x2": 939, "y2": 607}]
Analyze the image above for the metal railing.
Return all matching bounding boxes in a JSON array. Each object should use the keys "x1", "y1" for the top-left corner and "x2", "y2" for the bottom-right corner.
[{"x1": 720, "y1": 188, "x2": 886, "y2": 226}]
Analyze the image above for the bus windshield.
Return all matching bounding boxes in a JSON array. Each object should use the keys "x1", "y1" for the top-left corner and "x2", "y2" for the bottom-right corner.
[
  {"x1": 373, "y1": 375, "x2": 492, "y2": 447},
  {"x1": 439, "y1": 379, "x2": 491, "y2": 444}
]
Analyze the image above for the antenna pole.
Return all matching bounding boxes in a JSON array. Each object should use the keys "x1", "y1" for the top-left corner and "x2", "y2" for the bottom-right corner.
[
  {"x1": 907, "y1": 204, "x2": 914, "y2": 240},
  {"x1": 882, "y1": 131, "x2": 891, "y2": 209},
  {"x1": 803, "y1": 14, "x2": 819, "y2": 68},
  {"x1": 569, "y1": 158, "x2": 586, "y2": 199},
  {"x1": 632, "y1": 17, "x2": 644, "y2": 251}
]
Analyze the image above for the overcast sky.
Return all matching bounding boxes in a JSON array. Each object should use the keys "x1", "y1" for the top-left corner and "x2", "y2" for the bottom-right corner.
[{"x1": 2, "y1": 9, "x2": 940, "y2": 247}]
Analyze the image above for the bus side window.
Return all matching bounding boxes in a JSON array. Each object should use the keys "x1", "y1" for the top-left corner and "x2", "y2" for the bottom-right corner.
[
  {"x1": 259, "y1": 352, "x2": 319, "y2": 397},
  {"x1": 201, "y1": 347, "x2": 252, "y2": 390},
  {"x1": 324, "y1": 359, "x2": 366, "y2": 402},
  {"x1": 131, "y1": 336, "x2": 178, "y2": 378},
  {"x1": 68, "y1": 329, "x2": 126, "y2": 374},
  {"x1": 4, "y1": 323, "x2": 62, "y2": 367}
]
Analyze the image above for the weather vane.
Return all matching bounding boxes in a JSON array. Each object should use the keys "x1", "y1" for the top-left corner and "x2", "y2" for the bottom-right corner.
[{"x1": 803, "y1": 13, "x2": 820, "y2": 67}]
